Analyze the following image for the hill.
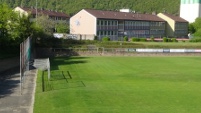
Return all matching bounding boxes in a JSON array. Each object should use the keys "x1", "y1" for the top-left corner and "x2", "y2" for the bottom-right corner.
[{"x1": 1, "y1": 0, "x2": 180, "y2": 16}]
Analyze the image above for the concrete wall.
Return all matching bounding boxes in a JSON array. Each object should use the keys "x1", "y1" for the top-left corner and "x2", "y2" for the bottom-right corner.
[
  {"x1": 70, "y1": 9, "x2": 96, "y2": 37},
  {"x1": 180, "y1": 2, "x2": 201, "y2": 23}
]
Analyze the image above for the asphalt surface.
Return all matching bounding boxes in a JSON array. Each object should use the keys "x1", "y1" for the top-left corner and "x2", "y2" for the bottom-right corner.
[{"x1": 0, "y1": 57, "x2": 37, "y2": 113}]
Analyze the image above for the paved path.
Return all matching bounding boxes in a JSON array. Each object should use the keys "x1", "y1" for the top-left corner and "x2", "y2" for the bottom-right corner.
[
  {"x1": 0, "y1": 57, "x2": 37, "y2": 113},
  {"x1": 0, "y1": 57, "x2": 20, "y2": 73}
]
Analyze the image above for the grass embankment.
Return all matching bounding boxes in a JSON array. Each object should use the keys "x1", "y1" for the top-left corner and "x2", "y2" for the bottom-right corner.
[
  {"x1": 39, "y1": 38, "x2": 201, "y2": 49},
  {"x1": 34, "y1": 56, "x2": 201, "y2": 113},
  {"x1": 95, "y1": 42, "x2": 201, "y2": 49}
]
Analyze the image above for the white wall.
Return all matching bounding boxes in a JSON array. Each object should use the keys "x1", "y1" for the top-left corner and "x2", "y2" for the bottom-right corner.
[
  {"x1": 70, "y1": 9, "x2": 96, "y2": 36},
  {"x1": 180, "y1": 4, "x2": 201, "y2": 23}
]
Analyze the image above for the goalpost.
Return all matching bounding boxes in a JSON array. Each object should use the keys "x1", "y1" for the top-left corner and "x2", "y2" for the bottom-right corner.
[
  {"x1": 47, "y1": 58, "x2": 50, "y2": 80},
  {"x1": 33, "y1": 58, "x2": 51, "y2": 79}
]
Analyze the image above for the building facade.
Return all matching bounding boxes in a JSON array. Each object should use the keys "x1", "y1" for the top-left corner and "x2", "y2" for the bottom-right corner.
[
  {"x1": 158, "y1": 13, "x2": 188, "y2": 38},
  {"x1": 14, "y1": 7, "x2": 70, "y2": 23},
  {"x1": 70, "y1": 9, "x2": 166, "y2": 40},
  {"x1": 180, "y1": 0, "x2": 201, "y2": 23}
]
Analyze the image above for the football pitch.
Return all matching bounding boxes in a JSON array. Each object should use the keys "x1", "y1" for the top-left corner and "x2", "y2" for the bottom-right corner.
[{"x1": 34, "y1": 56, "x2": 201, "y2": 113}]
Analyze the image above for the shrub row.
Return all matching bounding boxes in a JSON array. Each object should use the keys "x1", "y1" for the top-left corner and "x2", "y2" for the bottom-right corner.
[
  {"x1": 189, "y1": 37, "x2": 201, "y2": 42},
  {"x1": 162, "y1": 37, "x2": 178, "y2": 42}
]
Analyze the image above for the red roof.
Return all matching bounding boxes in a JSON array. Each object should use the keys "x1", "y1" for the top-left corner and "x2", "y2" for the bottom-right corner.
[
  {"x1": 160, "y1": 13, "x2": 188, "y2": 22},
  {"x1": 84, "y1": 9, "x2": 165, "y2": 22},
  {"x1": 19, "y1": 7, "x2": 70, "y2": 18}
]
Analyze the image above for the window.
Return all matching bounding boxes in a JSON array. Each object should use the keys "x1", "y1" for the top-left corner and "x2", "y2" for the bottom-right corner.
[
  {"x1": 101, "y1": 21, "x2": 104, "y2": 25},
  {"x1": 105, "y1": 21, "x2": 107, "y2": 25}
]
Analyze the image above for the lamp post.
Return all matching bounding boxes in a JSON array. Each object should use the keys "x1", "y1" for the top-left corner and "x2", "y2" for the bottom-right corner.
[{"x1": 36, "y1": 0, "x2": 37, "y2": 24}]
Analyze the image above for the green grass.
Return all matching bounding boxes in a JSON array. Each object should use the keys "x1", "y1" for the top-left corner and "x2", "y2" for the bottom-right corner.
[
  {"x1": 34, "y1": 56, "x2": 201, "y2": 113},
  {"x1": 97, "y1": 42, "x2": 201, "y2": 49}
]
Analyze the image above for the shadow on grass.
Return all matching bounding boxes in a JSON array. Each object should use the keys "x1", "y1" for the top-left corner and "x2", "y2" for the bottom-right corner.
[
  {"x1": 50, "y1": 56, "x2": 90, "y2": 71},
  {"x1": 39, "y1": 70, "x2": 85, "y2": 93}
]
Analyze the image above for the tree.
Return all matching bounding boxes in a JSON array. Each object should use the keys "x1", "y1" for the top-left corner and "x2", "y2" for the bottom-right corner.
[
  {"x1": 191, "y1": 18, "x2": 201, "y2": 37},
  {"x1": 55, "y1": 21, "x2": 69, "y2": 33},
  {"x1": 0, "y1": 4, "x2": 35, "y2": 48},
  {"x1": 193, "y1": 18, "x2": 201, "y2": 30},
  {"x1": 0, "y1": 4, "x2": 18, "y2": 46},
  {"x1": 36, "y1": 15, "x2": 56, "y2": 35},
  {"x1": 0, "y1": 0, "x2": 181, "y2": 17},
  {"x1": 193, "y1": 29, "x2": 201, "y2": 37},
  {"x1": 188, "y1": 23, "x2": 196, "y2": 34},
  {"x1": 16, "y1": 14, "x2": 35, "y2": 41}
]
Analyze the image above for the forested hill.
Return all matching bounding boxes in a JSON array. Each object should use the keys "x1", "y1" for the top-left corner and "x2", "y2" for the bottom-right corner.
[{"x1": 1, "y1": 0, "x2": 180, "y2": 16}]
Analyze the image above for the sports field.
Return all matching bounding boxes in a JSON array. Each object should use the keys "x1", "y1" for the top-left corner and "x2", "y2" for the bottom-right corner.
[{"x1": 34, "y1": 56, "x2": 201, "y2": 113}]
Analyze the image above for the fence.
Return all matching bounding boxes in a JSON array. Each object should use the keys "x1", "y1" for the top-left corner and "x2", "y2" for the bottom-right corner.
[
  {"x1": 20, "y1": 37, "x2": 31, "y2": 94},
  {"x1": 34, "y1": 48, "x2": 201, "y2": 57}
]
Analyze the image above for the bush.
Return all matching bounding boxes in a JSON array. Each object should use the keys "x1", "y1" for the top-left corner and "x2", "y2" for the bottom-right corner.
[
  {"x1": 150, "y1": 36, "x2": 155, "y2": 42},
  {"x1": 102, "y1": 36, "x2": 110, "y2": 41},
  {"x1": 123, "y1": 36, "x2": 128, "y2": 41},
  {"x1": 131, "y1": 37, "x2": 140, "y2": 42},
  {"x1": 167, "y1": 38, "x2": 172, "y2": 42},
  {"x1": 163, "y1": 37, "x2": 168, "y2": 42},
  {"x1": 189, "y1": 37, "x2": 201, "y2": 42},
  {"x1": 140, "y1": 38, "x2": 147, "y2": 42},
  {"x1": 94, "y1": 36, "x2": 98, "y2": 40},
  {"x1": 172, "y1": 38, "x2": 178, "y2": 42}
]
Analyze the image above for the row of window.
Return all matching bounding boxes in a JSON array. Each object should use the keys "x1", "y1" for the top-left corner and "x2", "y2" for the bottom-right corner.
[
  {"x1": 175, "y1": 30, "x2": 188, "y2": 34},
  {"x1": 96, "y1": 29, "x2": 186, "y2": 36},
  {"x1": 31, "y1": 14, "x2": 67, "y2": 21},
  {"x1": 175, "y1": 23, "x2": 188, "y2": 29},
  {"x1": 97, "y1": 20, "x2": 118, "y2": 26},
  {"x1": 150, "y1": 30, "x2": 165, "y2": 35},
  {"x1": 97, "y1": 31, "x2": 118, "y2": 35},
  {"x1": 97, "y1": 26, "x2": 118, "y2": 30},
  {"x1": 150, "y1": 22, "x2": 165, "y2": 27},
  {"x1": 125, "y1": 21, "x2": 150, "y2": 27},
  {"x1": 125, "y1": 30, "x2": 150, "y2": 35},
  {"x1": 124, "y1": 26, "x2": 150, "y2": 30},
  {"x1": 97, "y1": 29, "x2": 165, "y2": 36},
  {"x1": 97, "y1": 20, "x2": 165, "y2": 27},
  {"x1": 97, "y1": 25, "x2": 167, "y2": 30}
]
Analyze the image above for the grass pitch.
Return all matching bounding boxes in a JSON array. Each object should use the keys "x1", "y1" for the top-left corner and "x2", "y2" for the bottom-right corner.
[{"x1": 34, "y1": 56, "x2": 201, "y2": 113}]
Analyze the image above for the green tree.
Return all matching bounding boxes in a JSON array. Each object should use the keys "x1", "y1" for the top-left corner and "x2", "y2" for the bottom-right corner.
[
  {"x1": 102, "y1": 36, "x2": 110, "y2": 41},
  {"x1": 194, "y1": 29, "x2": 201, "y2": 37},
  {"x1": 0, "y1": 4, "x2": 18, "y2": 46},
  {"x1": 36, "y1": 15, "x2": 56, "y2": 35},
  {"x1": 0, "y1": 0, "x2": 181, "y2": 16},
  {"x1": 193, "y1": 18, "x2": 201, "y2": 31},
  {"x1": 192, "y1": 18, "x2": 201, "y2": 37},
  {"x1": 0, "y1": 4, "x2": 35, "y2": 48},
  {"x1": 123, "y1": 36, "x2": 128, "y2": 41},
  {"x1": 16, "y1": 14, "x2": 34, "y2": 41},
  {"x1": 55, "y1": 22, "x2": 69, "y2": 33},
  {"x1": 188, "y1": 23, "x2": 196, "y2": 34}
]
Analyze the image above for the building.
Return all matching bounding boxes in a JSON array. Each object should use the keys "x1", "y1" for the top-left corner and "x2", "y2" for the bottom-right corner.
[
  {"x1": 180, "y1": 0, "x2": 201, "y2": 23},
  {"x1": 14, "y1": 6, "x2": 70, "y2": 23},
  {"x1": 70, "y1": 9, "x2": 166, "y2": 40},
  {"x1": 158, "y1": 13, "x2": 188, "y2": 38}
]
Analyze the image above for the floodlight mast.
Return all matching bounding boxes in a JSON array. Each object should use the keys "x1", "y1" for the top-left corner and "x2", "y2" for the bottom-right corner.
[
  {"x1": 36, "y1": 0, "x2": 38, "y2": 24},
  {"x1": 56, "y1": 0, "x2": 57, "y2": 11}
]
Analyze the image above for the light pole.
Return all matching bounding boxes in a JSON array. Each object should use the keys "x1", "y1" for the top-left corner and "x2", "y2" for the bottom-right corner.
[
  {"x1": 36, "y1": 0, "x2": 38, "y2": 24},
  {"x1": 56, "y1": 0, "x2": 57, "y2": 11}
]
